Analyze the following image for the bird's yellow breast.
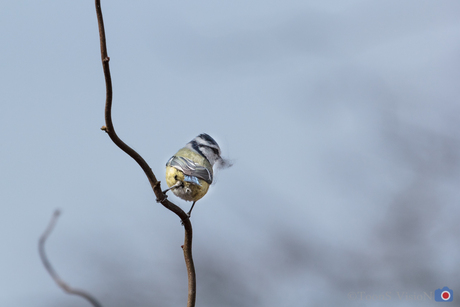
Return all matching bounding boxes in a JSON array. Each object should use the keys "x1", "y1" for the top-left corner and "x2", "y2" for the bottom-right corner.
[{"x1": 165, "y1": 166, "x2": 210, "y2": 202}]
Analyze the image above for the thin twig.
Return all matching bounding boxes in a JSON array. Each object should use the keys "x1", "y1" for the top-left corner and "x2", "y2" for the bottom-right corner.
[
  {"x1": 39, "y1": 210, "x2": 103, "y2": 307},
  {"x1": 94, "y1": 1, "x2": 196, "y2": 306}
]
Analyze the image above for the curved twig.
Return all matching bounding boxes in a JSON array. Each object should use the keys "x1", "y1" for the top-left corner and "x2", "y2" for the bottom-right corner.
[
  {"x1": 94, "y1": 1, "x2": 196, "y2": 306},
  {"x1": 39, "y1": 210, "x2": 103, "y2": 307}
]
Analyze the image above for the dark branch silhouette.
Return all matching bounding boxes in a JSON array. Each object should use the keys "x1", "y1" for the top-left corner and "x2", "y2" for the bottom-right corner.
[
  {"x1": 39, "y1": 210, "x2": 103, "y2": 307},
  {"x1": 94, "y1": 1, "x2": 196, "y2": 306}
]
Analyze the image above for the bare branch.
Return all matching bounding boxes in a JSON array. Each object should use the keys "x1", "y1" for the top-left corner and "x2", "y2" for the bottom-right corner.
[
  {"x1": 39, "y1": 210, "x2": 103, "y2": 307},
  {"x1": 94, "y1": 1, "x2": 196, "y2": 306}
]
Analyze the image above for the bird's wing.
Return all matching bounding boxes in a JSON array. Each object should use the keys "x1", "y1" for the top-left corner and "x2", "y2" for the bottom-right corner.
[{"x1": 166, "y1": 156, "x2": 213, "y2": 184}]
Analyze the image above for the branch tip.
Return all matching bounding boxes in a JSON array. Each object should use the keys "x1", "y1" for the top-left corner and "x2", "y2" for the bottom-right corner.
[{"x1": 39, "y1": 210, "x2": 102, "y2": 307}]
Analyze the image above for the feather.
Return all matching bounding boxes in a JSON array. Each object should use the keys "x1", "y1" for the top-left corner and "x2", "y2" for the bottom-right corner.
[{"x1": 166, "y1": 156, "x2": 213, "y2": 184}]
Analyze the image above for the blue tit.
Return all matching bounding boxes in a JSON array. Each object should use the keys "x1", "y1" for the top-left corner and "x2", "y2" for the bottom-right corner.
[{"x1": 164, "y1": 133, "x2": 230, "y2": 217}]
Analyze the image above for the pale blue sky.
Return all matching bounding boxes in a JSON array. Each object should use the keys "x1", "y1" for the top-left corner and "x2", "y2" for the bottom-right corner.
[{"x1": 1, "y1": 1, "x2": 460, "y2": 306}]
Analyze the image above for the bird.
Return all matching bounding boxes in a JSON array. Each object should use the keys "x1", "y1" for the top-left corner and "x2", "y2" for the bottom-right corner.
[{"x1": 164, "y1": 133, "x2": 231, "y2": 217}]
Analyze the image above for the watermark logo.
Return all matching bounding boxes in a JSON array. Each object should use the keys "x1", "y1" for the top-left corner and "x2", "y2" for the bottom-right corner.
[
  {"x1": 348, "y1": 288, "x2": 455, "y2": 302},
  {"x1": 435, "y1": 287, "x2": 453, "y2": 302}
]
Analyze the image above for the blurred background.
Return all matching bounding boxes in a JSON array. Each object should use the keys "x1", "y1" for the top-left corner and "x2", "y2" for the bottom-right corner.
[{"x1": 1, "y1": 0, "x2": 459, "y2": 306}]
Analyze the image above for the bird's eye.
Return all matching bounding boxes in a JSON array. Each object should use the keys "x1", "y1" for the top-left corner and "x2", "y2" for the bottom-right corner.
[
  {"x1": 211, "y1": 147, "x2": 219, "y2": 155},
  {"x1": 200, "y1": 144, "x2": 220, "y2": 156}
]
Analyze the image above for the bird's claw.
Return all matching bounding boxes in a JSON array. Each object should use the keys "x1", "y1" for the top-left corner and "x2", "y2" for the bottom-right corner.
[{"x1": 156, "y1": 193, "x2": 168, "y2": 203}]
